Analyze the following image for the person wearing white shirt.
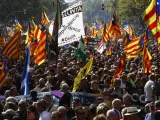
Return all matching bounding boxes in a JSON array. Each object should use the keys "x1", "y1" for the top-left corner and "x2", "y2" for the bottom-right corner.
[{"x1": 144, "y1": 74, "x2": 156, "y2": 103}]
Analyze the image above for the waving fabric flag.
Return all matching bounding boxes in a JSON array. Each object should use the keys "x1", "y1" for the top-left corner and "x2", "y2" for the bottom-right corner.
[
  {"x1": 26, "y1": 21, "x2": 34, "y2": 44},
  {"x1": 73, "y1": 36, "x2": 86, "y2": 63},
  {"x1": 52, "y1": 0, "x2": 62, "y2": 55},
  {"x1": 0, "y1": 57, "x2": 9, "y2": 87},
  {"x1": 124, "y1": 37, "x2": 142, "y2": 59},
  {"x1": 90, "y1": 26, "x2": 97, "y2": 38},
  {"x1": 144, "y1": 0, "x2": 160, "y2": 47},
  {"x1": 102, "y1": 24, "x2": 110, "y2": 42},
  {"x1": 72, "y1": 56, "x2": 94, "y2": 92},
  {"x1": 0, "y1": 37, "x2": 5, "y2": 47},
  {"x1": 110, "y1": 13, "x2": 121, "y2": 36},
  {"x1": 124, "y1": 24, "x2": 133, "y2": 36},
  {"x1": 143, "y1": 45, "x2": 152, "y2": 73},
  {"x1": 123, "y1": 33, "x2": 131, "y2": 46},
  {"x1": 106, "y1": 40, "x2": 112, "y2": 55},
  {"x1": 110, "y1": 57, "x2": 125, "y2": 87},
  {"x1": 12, "y1": 16, "x2": 22, "y2": 32},
  {"x1": 2, "y1": 31, "x2": 21, "y2": 59},
  {"x1": 97, "y1": 39, "x2": 106, "y2": 54},
  {"x1": 42, "y1": 11, "x2": 50, "y2": 26},
  {"x1": 21, "y1": 43, "x2": 30, "y2": 95},
  {"x1": 34, "y1": 26, "x2": 47, "y2": 65}
]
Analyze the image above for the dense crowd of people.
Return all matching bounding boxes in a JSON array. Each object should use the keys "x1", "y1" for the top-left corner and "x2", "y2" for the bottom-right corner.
[{"x1": 0, "y1": 37, "x2": 160, "y2": 120}]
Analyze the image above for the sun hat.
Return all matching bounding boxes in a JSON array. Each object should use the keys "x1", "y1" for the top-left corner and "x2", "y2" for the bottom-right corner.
[{"x1": 124, "y1": 107, "x2": 141, "y2": 116}]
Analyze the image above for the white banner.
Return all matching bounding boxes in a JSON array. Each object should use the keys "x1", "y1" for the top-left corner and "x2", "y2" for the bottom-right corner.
[{"x1": 49, "y1": 1, "x2": 85, "y2": 46}]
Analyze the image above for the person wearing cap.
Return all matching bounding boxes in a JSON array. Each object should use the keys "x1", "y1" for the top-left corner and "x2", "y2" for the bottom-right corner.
[
  {"x1": 125, "y1": 107, "x2": 141, "y2": 120},
  {"x1": 144, "y1": 74, "x2": 156, "y2": 104}
]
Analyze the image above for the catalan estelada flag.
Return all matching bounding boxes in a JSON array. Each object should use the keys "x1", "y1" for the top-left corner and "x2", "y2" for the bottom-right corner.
[
  {"x1": 2, "y1": 31, "x2": 21, "y2": 59},
  {"x1": 123, "y1": 33, "x2": 131, "y2": 46},
  {"x1": 143, "y1": 45, "x2": 152, "y2": 73},
  {"x1": 42, "y1": 11, "x2": 50, "y2": 26},
  {"x1": 12, "y1": 16, "x2": 22, "y2": 32},
  {"x1": 34, "y1": 26, "x2": 46, "y2": 65},
  {"x1": 144, "y1": 0, "x2": 160, "y2": 47},
  {"x1": 124, "y1": 24, "x2": 133, "y2": 37},
  {"x1": 124, "y1": 37, "x2": 142, "y2": 59},
  {"x1": 72, "y1": 56, "x2": 93, "y2": 92},
  {"x1": 0, "y1": 57, "x2": 9, "y2": 87}
]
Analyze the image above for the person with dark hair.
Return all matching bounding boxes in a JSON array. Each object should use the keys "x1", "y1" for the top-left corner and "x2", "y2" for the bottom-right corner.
[
  {"x1": 36, "y1": 99, "x2": 51, "y2": 120},
  {"x1": 30, "y1": 90, "x2": 38, "y2": 105},
  {"x1": 27, "y1": 105, "x2": 38, "y2": 120},
  {"x1": 43, "y1": 95, "x2": 58, "y2": 114},
  {"x1": 89, "y1": 104, "x2": 97, "y2": 120}
]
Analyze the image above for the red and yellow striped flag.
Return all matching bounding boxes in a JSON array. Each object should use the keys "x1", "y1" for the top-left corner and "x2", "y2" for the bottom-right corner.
[
  {"x1": 90, "y1": 26, "x2": 97, "y2": 38},
  {"x1": 102, "y1": 24, "x2": 110, "y2": 42},
  {"x1": 42, "y1": 11, "x2": 50, "y2": 26},
  {"x1": 0, "y1": 37, "x2": 5, "y2": 47},
  {"x1": 110, "y1": 57, "x2": 125, "y2": 87},
  {"x1": 34, "y1": 29, "x2": 47, "y2": 65},
  {"x1": 110, "y1": 13, "x2": 121, "y2": 37},
  {"x1": 124, "y1": 37, "x2": 142, "y2": 59},
  {"x1": 26, "y1": 21, "x2": 38, "y2": 56},
  {"x1": 2, "y1": 31, "x2": 21, "y2": 59},
  {"x1": 0, "y1": 57, "x2": 9, "y2": 87},
  {"x1": 144, "y1": 0, "x2": 160, "y2": 47},
  {"x1": 26, "y1": 22, "x2": 34, "y2": 44},
  {"x1": 34, "y1": 25, "x2": 42, "y2": 41},
  {"x1": 143, "y1": 45, "x2": 152, "y2": 73}
]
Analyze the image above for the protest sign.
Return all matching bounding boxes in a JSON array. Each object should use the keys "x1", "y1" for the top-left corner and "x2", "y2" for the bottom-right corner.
[{"x1": 49, "y1": 1, "x2": 85, "y2": 46}]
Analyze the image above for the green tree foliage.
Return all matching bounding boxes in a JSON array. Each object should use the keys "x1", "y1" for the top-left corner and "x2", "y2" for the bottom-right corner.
[
  {"x1": 107, "y1": 0, "x2": 150, "y2": 28},
  {"x1": 82, "y1": 0, "x2": 108, "y2": 25},
  {"x1": 0, "y1": 0, "x2": 68, "y2": 24}
]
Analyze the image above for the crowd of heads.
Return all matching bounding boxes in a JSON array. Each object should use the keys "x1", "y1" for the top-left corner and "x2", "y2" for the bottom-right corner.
[{"x1": 0, "y1": 38, "x2": 160, "y2": 120}]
